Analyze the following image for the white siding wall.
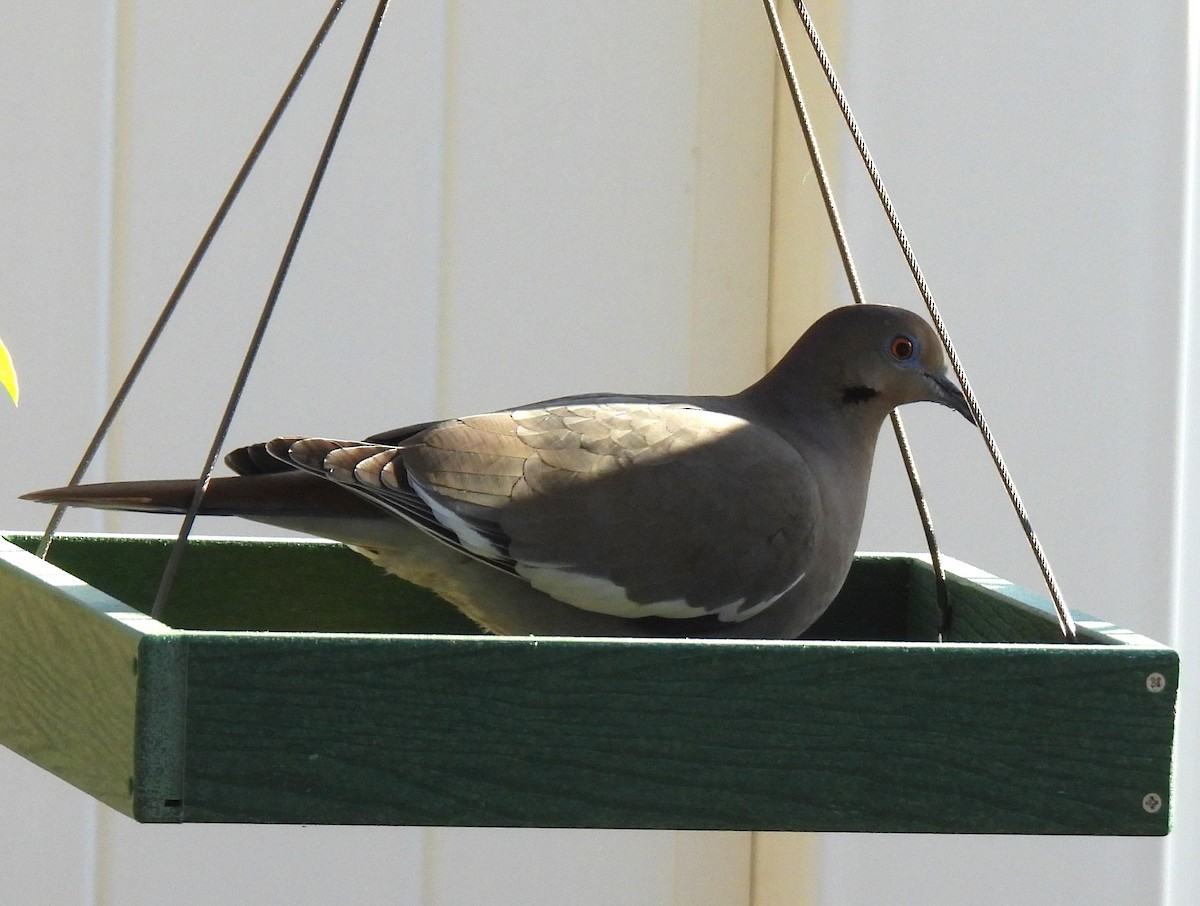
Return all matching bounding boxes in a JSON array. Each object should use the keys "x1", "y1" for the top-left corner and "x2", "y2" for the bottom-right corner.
[
  {"x1": 791, "y1": 3, "x2": 1189, "y2": 905},
  {"x1": 1, "y1": 1, "x2": 1194, "y2": 905},
  {"x1": 1165, "y1": 7, "x2": 1200, "y2": 904},
  {"x1": 1, "y1": 1, "x2": 770, "y2": 903}
]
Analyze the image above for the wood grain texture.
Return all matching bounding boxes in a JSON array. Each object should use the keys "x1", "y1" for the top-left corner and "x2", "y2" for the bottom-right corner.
[
  {"x1": 0, "y1": 535, "x2": 1178, "y2": 833},
  {"x1": 7, "y1": 533, "x2": 482, "y2": 635},
  {"x1": 0, "y1": 539, "x2": 144, "y2": 813},
  {"x1": 132, "y1": 631, "x2": 187, "y2": 821},
  {"x1": 170, "y1": 633, "x2": 1175, "y2": 833},
  {"x1": 911, "y1": 558, "x2": 1116, "y2": 645}
]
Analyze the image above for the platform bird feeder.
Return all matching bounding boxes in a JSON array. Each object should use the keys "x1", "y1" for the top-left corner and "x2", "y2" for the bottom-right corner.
[
  {"x1": 0, "y1": 534, "x2": 1177, "y2": 833},
  {"x1": 0, "y1": 1, "x2": 1180, "y2": 836}
]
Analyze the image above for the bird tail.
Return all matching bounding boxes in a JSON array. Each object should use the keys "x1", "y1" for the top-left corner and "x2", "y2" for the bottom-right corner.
[{"x1": 21, "y1": 472, "x2": 374, "y2": 519}]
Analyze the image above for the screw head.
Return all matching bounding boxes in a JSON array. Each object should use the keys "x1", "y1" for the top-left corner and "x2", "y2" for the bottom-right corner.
[
  {"x1": 1143, "y1": 793, "x2": 1163, "y2": 814},
  {"x1": 1146, "y1": 673, "x2": 1167, "y2": 693}
]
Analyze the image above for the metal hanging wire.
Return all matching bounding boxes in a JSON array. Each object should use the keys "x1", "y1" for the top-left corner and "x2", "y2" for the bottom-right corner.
[
  {"x1": 149, "y1": 0, "x2": 391, "y2": 619},
  {"x1": 36, "y1": 0, "x2": 393, "y2": 621},
  {"x1": 760, "y1": 0, "x2": 955, "y2": 637},
  {"x1": 780, "y1": 0, "x2": 1077, "y2": 641},
  {"x1": 39, "y1": 0, "x2": 1074, "y2": 641},
  {"x1": 37, "y1": 0, "x2": 351, "y2": 561}
]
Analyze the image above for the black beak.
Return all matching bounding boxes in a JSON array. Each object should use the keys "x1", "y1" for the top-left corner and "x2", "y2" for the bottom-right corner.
[{"x1": 929, "y1": 372, "x2": 974, "y2": 424}]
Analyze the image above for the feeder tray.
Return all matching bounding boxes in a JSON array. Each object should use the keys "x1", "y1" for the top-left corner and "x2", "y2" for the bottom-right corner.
[
  {"x1": 0, "y1": 533, "x2": 1177, "y2": 834},
  {"x1": 3, "y1": 0, "x2": 1180, "y2": 846}
]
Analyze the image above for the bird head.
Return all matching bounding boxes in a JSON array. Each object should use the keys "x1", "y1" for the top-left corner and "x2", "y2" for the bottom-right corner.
[
  {"x1": 750, "y1": 304, "x2": 974, "y2": 427},
  {"x1": 838, "y1": 304, "x2": 972, "y2": 422}
]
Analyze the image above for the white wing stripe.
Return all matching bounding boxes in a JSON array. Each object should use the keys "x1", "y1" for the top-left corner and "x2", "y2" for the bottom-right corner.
[{"x1": 411, "y1": 482, "x2": 506, "y2": 560}]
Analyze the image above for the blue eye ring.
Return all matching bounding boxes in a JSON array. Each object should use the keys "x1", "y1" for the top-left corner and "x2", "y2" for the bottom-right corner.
[{"x1": 889, "y1": 334, "x2": 917, "y2": 361}]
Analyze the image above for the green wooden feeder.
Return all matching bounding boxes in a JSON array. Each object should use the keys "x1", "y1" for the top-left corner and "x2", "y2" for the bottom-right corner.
[
  {"x1": 0, "y1": 2, "x2": 1180, "y2": 837},
  {"x1": 0, "y1": 533, "x2": 1177, "y2": 834}
]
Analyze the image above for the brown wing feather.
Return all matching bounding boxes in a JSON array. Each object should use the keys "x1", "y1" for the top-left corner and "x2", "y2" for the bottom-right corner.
[
  {"x1": 260, "y1": 402, "x2": 822, "y2": 619},
  {"x1": 399, "y1": 403, "x2": 822, "y2": 616}
]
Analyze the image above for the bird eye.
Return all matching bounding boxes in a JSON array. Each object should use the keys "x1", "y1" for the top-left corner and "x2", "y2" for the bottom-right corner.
[{"x1": 889, "y1": 335, "x2": 916, "y2": 361}]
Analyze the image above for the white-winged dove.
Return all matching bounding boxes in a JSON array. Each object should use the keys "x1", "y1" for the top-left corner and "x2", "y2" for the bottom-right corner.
[{"x1": 24, "y1": 304, "x2": 971, "y2": 638}]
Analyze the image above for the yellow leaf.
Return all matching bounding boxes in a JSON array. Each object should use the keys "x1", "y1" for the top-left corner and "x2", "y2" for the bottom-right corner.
[{"x1": 0, "y1": 335, "x2": 18, "y2": 406}]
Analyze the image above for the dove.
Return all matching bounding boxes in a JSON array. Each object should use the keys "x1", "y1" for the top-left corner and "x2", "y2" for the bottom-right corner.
[{"x1": 24, "y1": 304, "x2": 972, "y2": 639}]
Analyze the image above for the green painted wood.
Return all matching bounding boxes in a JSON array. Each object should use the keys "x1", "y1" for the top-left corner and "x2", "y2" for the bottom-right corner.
[
  {"x1": 0, "y1": 533, "x2": 1179, "y2": 833},
  {"x1": 132, "y1": 631, "x2": 188, "y2": 821},
  {"x1": 798, "y1": 554, "x2": 913, "y2": 641},
  {"x1": 6, "y1": 533, "x2": 482, "y2": 635},
  {"x1": 0, "y1": 539, "x2": 147, "y2": 814},
  {"x1": 908, "y1": 558, "x2": 1118, "y2": 645},
  {"x1": 171, "y1": 634, "x2": 1176, "y2": 833}
]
